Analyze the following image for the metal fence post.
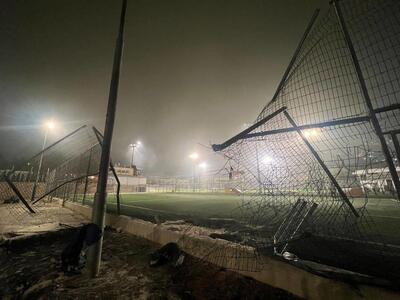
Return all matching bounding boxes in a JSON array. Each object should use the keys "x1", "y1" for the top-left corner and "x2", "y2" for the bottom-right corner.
[
  {"x1": 390, "y1": 132, "x2": 400, "y2": 169},
  {"x1": 83, "y1": 147, "x2": 93, "y2": 205},
  {"x1": 284, "y1": 111, "x2": 359, "y2": 217},
  {"x1": 333, "y1": 0, "x2": 400, "y2": 200}
]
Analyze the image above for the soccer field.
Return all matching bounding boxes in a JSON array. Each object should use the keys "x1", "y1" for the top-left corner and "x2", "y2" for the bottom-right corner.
[
  {"x1": 106, "y1": 192, "x2": 400, "y2": 217},
  {"x1": 80, "y1": 192, "x2": 400, "y2": 244},
  {"x1": 115, "y1": 192, "x2": 242, "y2": 218}
]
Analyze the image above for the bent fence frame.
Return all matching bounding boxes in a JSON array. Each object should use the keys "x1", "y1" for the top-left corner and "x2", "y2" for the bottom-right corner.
[
  {"x1": 212, "y1": 1, "x2": 400, "y2": 202},
  {"x1": 2, "y1": 125, "x2": 122, "y2": 215}
]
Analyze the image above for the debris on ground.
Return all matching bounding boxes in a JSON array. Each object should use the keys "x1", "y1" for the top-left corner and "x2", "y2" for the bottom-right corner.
[
  {"x1": 0, "y1": 227, "x2": 300, "y2": 299},
  {"x1": 149, "y1": 242, "x2": 185, "y2": 267}
]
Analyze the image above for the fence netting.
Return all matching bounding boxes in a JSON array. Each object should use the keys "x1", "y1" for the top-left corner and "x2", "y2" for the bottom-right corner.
[
  {"x1": 0, "y1": 126, "x2": 113, "y2": 219},
  {"x1": 2, "y1": 0, "x2": 400, "y2": 284},
  {"x1": 211, "y1": 0, "x2": 400, "y2": 280}
]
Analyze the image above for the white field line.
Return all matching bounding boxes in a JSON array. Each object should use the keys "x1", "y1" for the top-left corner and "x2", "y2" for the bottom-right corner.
[
  {"x1": 368, "y1": 214, "x2": 400, "y2": 220},
  {"x1": 107, "y1": 202, "x2": 179, "y2": 215}
]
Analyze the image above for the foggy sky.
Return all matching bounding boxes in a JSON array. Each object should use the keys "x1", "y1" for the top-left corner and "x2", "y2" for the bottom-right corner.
[{"x1": 0, "y1": 0, "x2": 328, "y2": 175}]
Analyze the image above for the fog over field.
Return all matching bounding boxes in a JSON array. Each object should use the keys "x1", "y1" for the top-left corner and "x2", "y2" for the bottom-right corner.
[{"x1": 0, "y1": 0, "x2": 327, "y2": 175}]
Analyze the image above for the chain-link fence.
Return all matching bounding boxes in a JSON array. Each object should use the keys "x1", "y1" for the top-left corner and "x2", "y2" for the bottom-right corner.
[
  {"x1": 2, "y1": 0, "x2": 400, "y2": 284},
  {"x1": 0, "y1": 125, "x2": 123, "y2": 218},
  {"x1": 208, "y1": 0, "x2": 400, "y2": 280},
  {"x1": 145, "y1": 172, "x2": 241, "y2": 193}
]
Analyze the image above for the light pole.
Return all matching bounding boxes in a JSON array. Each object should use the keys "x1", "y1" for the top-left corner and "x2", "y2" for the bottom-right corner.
[
  {"x1": 31, "y1": 120, "x2": 55, "y2": 201},
  {"x1": 129, "y1": 141, "x2": 141, "y2": 167},
  {"x1": 198, "y1": 162, "x2": 207, "y2": 192},
  {"x1": 87, "y1": 0, "x2": 127, "y2": 278},
  {"x1": 189, "y1": 152, "x2": 199, "y2": 192}
]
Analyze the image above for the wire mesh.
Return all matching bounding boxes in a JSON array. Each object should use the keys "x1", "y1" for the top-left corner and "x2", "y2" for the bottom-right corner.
[
  {"x1": 212, "y1": 0, "x2": 400, "y2": 279},
  {"x1": 2, "y1": 0, "x2": 400, "y2": 282},
  {"x1": 146, "y1": 173, "x2": 240, "y2": 193},
  {"x1": 0, "y1": 126, "x2": 105, "y2": 220}
]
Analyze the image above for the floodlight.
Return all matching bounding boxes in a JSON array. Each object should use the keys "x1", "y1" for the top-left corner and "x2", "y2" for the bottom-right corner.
[
  {"x1": 199, "y1": 162, "x2": 207, "y2": 169},
  {"x1": 130, "y1": 141, "x2": 142, "y2": 148},
  {"x1": 45, "y1": 120, "x2": 56, "y2": 130},
  {"x1": 262, "y1": 155, "x2": 274, "y2": 164},
  {"x1": 189, "y1": 152, "x2": 199, "y2": 160}
]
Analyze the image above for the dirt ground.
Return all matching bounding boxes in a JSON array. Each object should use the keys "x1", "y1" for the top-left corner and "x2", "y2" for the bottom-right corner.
[
  {"x1": 0, "y1": 227, "x2": 300, "y2": 300},
  {"x1": 0, "y1": 202, "x2": 86, "y2": 236}
]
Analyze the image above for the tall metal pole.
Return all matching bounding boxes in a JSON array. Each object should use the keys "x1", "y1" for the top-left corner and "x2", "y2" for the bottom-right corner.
[
  {"x1": 333, "y1": 0, "x2": 400, "y2": 200},
  {"x1": 130, "y1": 144, "x2": 135, "y2": 166},
  {"x1": 87, "y1": 0, "x2": 128, "y2": 277},
  {"x1": 31, "y1": 127, "x2": 48, "y2": 201}
]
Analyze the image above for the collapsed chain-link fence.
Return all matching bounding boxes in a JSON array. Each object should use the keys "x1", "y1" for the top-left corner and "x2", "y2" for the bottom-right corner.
[
  {"x1": 208, "y1": 0, "x2": 400, "y2": 280},
  {"x1": 2, "y1": 0, "x2": 400, "y2": 284},
  {"x1": 0, "y1": 125, "x2": 123, "y2": 219}
]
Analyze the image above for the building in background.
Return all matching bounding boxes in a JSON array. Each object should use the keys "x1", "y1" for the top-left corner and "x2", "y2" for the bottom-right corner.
[{"x1": 109, "y1": 164, "x2": 146, "y2": 192}]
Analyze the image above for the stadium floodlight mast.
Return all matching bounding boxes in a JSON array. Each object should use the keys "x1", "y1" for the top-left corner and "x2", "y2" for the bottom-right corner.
[
  {"x1": 129, "y1": 141, "x2": 141, "y2": 167},
  {"x1": 31, "y1": 119, "x2": 56, "y2": 201},
  {"x1": 189, "y1": 152, "x2": 199, "y2": 192}
]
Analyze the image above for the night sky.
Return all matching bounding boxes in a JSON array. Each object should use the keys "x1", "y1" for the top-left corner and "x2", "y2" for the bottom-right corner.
[{"x1": 0, "y1": 0, "x2": 328, "y2": 175}]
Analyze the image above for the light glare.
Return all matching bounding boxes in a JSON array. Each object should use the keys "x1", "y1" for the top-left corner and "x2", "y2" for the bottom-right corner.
[
  {"x1": 262, "y1": 156, "x2": 274, "y2": 164},
  {"x1": 45, "y1": 120, "x2": 56, "y2": 130},
  {"x1": 189, "y1": 152, "x2": 199, "y2": 160},
  {"x1": 302, "y1": 128, "x2": 320, "y2": 138}
]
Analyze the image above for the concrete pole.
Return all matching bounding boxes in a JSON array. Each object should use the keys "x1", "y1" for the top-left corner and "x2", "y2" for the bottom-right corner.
[{"x1": 86, "y1": 0, "x2": 128, "y2": 277}]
